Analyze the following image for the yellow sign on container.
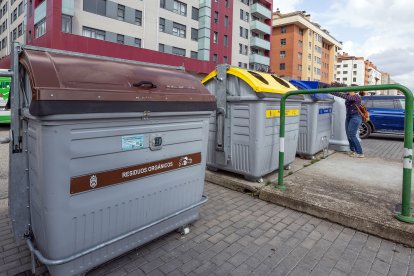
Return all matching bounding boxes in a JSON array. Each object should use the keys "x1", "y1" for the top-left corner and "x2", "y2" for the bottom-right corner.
[{"x1": 266, "y1": 109, "x2": 299, "y2": 118}]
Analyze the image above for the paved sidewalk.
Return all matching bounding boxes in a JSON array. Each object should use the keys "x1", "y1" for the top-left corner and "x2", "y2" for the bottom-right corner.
[
  {"x1": 361, "y1": 135, "x2": 404, "y2": 161},
  {"x1": 1, "y1": 183, "x2": 413, "y2": 276}
]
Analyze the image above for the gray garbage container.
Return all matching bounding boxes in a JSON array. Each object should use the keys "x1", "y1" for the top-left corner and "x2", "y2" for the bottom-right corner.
[
  {"x1": 8, "y1": 46, "x2": 216, "y2": 275},
  {"x1": 289, "y1": 81, "x2": 335, "y2": 158},
  {"x1": 202, "y1": 65, "x2": 302, "y2": 181}
]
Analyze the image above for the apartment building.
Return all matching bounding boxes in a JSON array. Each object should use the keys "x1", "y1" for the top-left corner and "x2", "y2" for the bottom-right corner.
[
  {"x1": 0, "y1": 0, "x2": 26, "y2": 57},
  {"x1": 232, "y1": 0, "x2": 272, "y2": 71},
  {"x1": 337, "y1": 53, "x2": 384, "y2": 94},
  {"x1": 0, "y1": 0, "x2": 273, "y2": 74},
  {"x1": 270, "y1": 11, "x2": 342, "y2": 83}
]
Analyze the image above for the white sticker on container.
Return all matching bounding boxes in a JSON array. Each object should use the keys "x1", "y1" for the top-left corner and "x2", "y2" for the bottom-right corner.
[
  {"x1": 280, "y1": 137, "x2": 285, "y2": 153},
  {"x1": 122, "y1": 135, "x2": 144, "y2": 151},
  {"x1": 403, "y1": 158, "x2": 412, "y2": 169}
]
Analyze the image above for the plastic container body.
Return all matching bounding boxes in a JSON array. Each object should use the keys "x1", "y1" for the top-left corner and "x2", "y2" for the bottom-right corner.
[{"x1": 203, "y1": 67, "x2": 302, "y2": 180}]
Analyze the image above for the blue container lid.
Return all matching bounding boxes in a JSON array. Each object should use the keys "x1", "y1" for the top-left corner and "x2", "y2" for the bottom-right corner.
[{"x1": 289, "y1": 80, "x2": 333, "y2": 101}]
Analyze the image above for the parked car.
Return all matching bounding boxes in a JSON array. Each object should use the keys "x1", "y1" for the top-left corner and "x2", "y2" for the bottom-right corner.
[{"x1": 359, "y1": 95, "x2": 405, "y2": 138}]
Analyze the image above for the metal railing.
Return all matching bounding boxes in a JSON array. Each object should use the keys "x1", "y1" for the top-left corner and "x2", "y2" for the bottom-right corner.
[{"x1": 276, "y1": 84, "x2": 414, "y2": 224}]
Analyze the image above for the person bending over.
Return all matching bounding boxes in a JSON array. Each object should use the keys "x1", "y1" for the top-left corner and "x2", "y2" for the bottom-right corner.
[{"x1": 330, "y1": 89, "x2": 365, "y2": 158}]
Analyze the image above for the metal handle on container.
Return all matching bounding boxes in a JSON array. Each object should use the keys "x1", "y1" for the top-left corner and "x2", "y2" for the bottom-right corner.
[
  {"x1": 26, "y1": 195, "x2": 208, "y2": 269},
  {"x1": 132, "y1": 81, "x2": 157, "y2": 88}
]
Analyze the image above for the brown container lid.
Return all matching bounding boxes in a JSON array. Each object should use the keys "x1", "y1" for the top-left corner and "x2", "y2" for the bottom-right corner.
[{"x1": 19, "y1": 49, "x2": 216, "y2": 116}]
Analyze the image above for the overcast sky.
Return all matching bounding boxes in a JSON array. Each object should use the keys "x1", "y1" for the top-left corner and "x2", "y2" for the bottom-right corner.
[{"x1": 274, "y1": 0, "x2": 414, "y2": 90}]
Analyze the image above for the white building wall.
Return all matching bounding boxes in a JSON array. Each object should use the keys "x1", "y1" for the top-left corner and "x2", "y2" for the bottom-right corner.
[
  {"x1": 74, "y1": 0, "x2": 199, "y2": 58},
  {"x1": 0, "y1": 0, "x2": 26, "y2": 58},
  {"x1": 231, "y1": 0, "x2": 249, "y2": 68},
  {"x1": 336, "y1": 59, "x2": 364, "y2": 86}
]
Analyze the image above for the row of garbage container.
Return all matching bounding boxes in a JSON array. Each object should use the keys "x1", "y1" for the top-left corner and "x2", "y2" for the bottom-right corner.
[
  {"x1": 8, "y1": 46, "x2": 349, "y2": 275},
  {"x1": 203, "y1": 65, "x2": 347, "y2": 182}
]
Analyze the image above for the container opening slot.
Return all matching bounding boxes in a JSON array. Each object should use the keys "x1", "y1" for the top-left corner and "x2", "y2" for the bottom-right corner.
[
  {"x1": 247, "y1": 71, "x2": 269, "y2": 85},
  {"x1": 270, "y1": 75, "x2": 290, "y2": 88}
]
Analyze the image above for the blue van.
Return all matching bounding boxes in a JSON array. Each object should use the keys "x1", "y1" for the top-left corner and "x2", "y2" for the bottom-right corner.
[{"x1": 360, "y1": 95, "x2": 405, "y2": 138}]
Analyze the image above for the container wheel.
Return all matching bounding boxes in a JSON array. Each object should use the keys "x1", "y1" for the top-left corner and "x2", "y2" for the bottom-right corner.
[
  {"x1": 359, "y1": 122, "x2": 372, "y2": 139},
  {"x1": 178, "y1": 225, "x2": 190, "y2": 235}
]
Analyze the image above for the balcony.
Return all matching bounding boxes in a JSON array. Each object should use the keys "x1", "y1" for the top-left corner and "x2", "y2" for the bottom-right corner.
[
  {"x1": 62, "y1": 0, "x2": 75, "y2": 16},
  {"x1": 34, "y1": 0, "x2": 47, "y2": 24},
  {"x1": 249, "y1": 54, "x2": 270, "y2": 66},
  {"x1": 250, "y1": 20, "x2": 271, "y2": 35},
  {"x1": 250, "y1": 37, "x2": 270, "y2": 51},
  {"x1": 251, "y1": 3, "x2": 271, "y2": 19}
]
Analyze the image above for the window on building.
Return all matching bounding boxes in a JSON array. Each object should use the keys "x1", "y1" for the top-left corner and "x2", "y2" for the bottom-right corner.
[
  {"x1": 160, "y1": 0, "x2": 165, "y2": 8},
  {"x1": 353, "y1": 71, "x2": 357, "y2": 75},
  {"x1": 337, "y1": 64, "x2": 341, "y2": 68},
  {"x1": 240, "y1": 9, "x2": 249, "y2": 21},
  {"x1": 337, "y1": 71, "x2": 340, "y2": 75},
  {"x1": 298, "y1": 65, "x2": 302, "y2": 71},
  {"x1": 35, "y1": 19, "x2": 46, "y2": 38},
  {"x1": 343, "y1": 64, "x2": 348, "y2": 67},
  {"x1": 173, "y1": 22, "x2": 186, "y2": 38},
  {"x1": 244, "y1": 45, "x2": 248, "y2": 55},
  {"x1": 280, "y1": 38, "x2": 286, "y2": 45},
  {"x1": 1, "y1": 37, "x2": 6, "y2": 49},
  {"x1": 239, "y1": 27, "x2": 248, "y2": 38},
  {"x1": 298, "y1": 52, "x2": 302, "y2": 60},
  {"x1": 191, "y1": 51, "x2": 198, "y2": 59},
  {"x1": 173, "y1": 0, "x2": 187, "y2": 16},
  {"x1": 172, "y1": 47, "x2": 185, "y2": 56},
  {"x1": 353, "y1": 77, "x2": 356, "y2": 82},
  {"x1": 117, "y1": 34, "x2": 124, "y2": 44},
  {"x1": 17, "y1": 23, "x2": 23, "y2": 37},
  {"x1": 82, "y1": 26, "x2": 105, "y2": 40},
  {"x1": 223, "y1": 56, "x2": 228, "y2": 63},
  {"x1": 135, "y1": 10, "x2": 142, "y2": 26},
  {"x1": 280, "y1": 51, "x2": 285, "y2": 58},
  {"x1": 117, "y1": 4, "x2": 125, "y2": 20},
  {"x1": 298, "y1": 40, "x2": 303, "y2": 48},
  {"x1": 61, "y1": 14, "x2": 72, "y2": 33},
  {"x1": 159, "y1": 43, "x2": 164, "y2": 52},
  {"x1": 11, "y1": 8, "x2": 17, "y2": 23},
  {"x1": 191, "y1": 28, "x2": 198, "y2": 41},
  {"x1": 280, "y1": 63, "x2": 285, "y2": 70},
  {"x1": 83, "y1": 0, "x2": 106, "y2": 16},
  {"x1": 224, "y1": 16, "x2": 229, "y2": 27},
  {"x1": 281, "y1": 26, "x2": 286, "y2": 33},
  {"x1": 18, "y1": 2, "x2": 23, "y2": 16},
  {"x1": 238, "y1": 62, "x2": 242, "y2": 68},
  {"x1": 213, "y1": 54, "x2": 218, "y2": 63},
  {"x1": 159, "y1": 18, "x2": 165, "y2": 32},
  {"x1": 353, "y1": 64, "x2": 357, "y2": 68},
  {"x1": 224, "y1": 35, "x2": 228, "y2": 46},
  {"x1": 308, "y1": 53, "x2": 311, "y2": 61},
  {"x1": 299, "y1": 29, "x2": 303, "y2": 35},
  {"x1": 225, "y1": 0, "x2": 229, "y2": 7},
  {"x1": 214, "y1": 11, "x2": 218, "y2": 23},
  {"x1": 239, "y1": 43, "x2": 242, "y2": 54},
  {"x1": 343, "y1": 78, "x2": 347, "y2": 81},
  {"x1": 192, "y1": 7, "x2": 199, "y2": 20},
  {"x1": 12, "y1": 28, "x2": 17, "y2": 41},
  {"x1": 343, "y1": 71, "x2": 348, "y2": 74},
  {"x1": 213, "y1": 31, "x2": 218, "y2": 43},
  {"x1": 135, "y1": 38, "x2": 141, "y2": 47}
]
